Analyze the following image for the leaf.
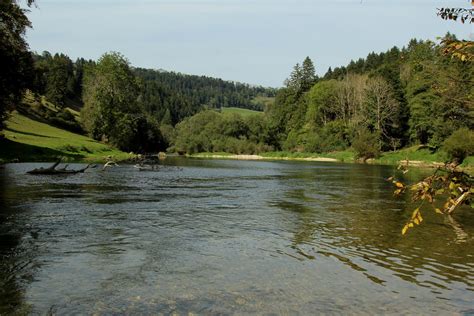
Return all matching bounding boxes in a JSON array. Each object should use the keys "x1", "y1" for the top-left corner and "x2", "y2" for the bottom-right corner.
[
  {"x1": 402, "y1": 225, "x2": 408, "y2": 235},
  {"x1": 395, "y1": 182, "x2": 404, "y2": 188},
  {"x1": 435, "y1": 208, "x2": 443, "y2": 214},
  {"x1": 411, "y1": 207, "x2": 420, "y2": 220}
]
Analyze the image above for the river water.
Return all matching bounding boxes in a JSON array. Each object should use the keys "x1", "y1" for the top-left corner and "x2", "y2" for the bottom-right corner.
[{"x1": 0, "y1": 158, "x2": 473, "y2": 314}]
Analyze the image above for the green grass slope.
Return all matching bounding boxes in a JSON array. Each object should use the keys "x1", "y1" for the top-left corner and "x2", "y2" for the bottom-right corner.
[
  {"x1": 1, "y1": 112, "x2": 131, "y2": 163},
  {"x1": 221, "y1": 107, "x2": 263, "y2": 117}
]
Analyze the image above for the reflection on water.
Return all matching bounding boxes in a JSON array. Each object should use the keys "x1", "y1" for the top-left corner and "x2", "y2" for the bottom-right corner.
[{"x1": 0, "y1": 158, "x2": 473, "y2": 314}]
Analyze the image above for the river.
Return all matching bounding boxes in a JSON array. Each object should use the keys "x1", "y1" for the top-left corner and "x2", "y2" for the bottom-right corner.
[{"x1": 0, "y1": 158, "x2": 473, "y2": 314}]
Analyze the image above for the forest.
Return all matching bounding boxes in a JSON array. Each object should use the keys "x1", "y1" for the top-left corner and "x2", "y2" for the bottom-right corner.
[
  {"x1": 1, "y1": 0, "x2": 473, "y2": 163},
  {"x1": 174, "y1": 37, "x2": 474, "y2": 162}
]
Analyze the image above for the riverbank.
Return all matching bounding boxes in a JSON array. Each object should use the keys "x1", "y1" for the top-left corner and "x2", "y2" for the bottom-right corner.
[
  {"x1": 190, "y1": 153, "x2": 339, "y2": 162},
  {"x1": 190, "y1": 148, "x2": 474, "y2": 170},
  {"x1": 2, "y1": 111, "x2": 472, "y2": 171}
]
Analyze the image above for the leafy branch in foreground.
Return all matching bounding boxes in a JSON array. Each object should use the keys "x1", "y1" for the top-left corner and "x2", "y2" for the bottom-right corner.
[
  {"x1": 437, "y1": 7, "x2": 474, "y2": 24},
  {"x1": 389, "y1": 164, "x2": 473, "y2": 235},
  {"x1": 437, "y1": 7, "x2": 474, "y2": 61},
  {"x1": 439, "y1": 38, "x2": 474, "y2": 62}
]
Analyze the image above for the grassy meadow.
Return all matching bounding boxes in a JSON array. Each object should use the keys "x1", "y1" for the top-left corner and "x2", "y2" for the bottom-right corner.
[
  {"x1": 220, "y1": 107, "x2": 263, "y2": 117},
  {"x1": 0, "y1": 111, "x2": 131, "y2": 163}
]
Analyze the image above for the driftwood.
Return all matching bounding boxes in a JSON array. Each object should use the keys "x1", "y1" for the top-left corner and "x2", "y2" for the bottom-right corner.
[
  {"x1": 27, "y1": 160, "x2": 93, "y2": 175},
  {"x1": 102, "y1": 161, "x2": 119, "y2": 171}
]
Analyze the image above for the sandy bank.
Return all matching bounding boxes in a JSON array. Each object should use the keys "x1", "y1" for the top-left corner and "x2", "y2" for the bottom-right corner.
[{"x1": 190, "y1": 154, "x2": 339, "y2": 162}]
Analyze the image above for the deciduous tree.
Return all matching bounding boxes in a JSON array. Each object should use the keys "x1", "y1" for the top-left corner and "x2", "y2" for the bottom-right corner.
[
  {"x1": 0, "y1": 0, "x2": 35, "y2": 129},
  {"x1": 81, "y1": 52, "x2": 141, "y2": 148}
]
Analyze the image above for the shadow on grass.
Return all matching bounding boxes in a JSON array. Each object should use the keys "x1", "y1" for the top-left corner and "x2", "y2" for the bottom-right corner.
[
  {"x1": 0, "y1": 138, "x2": 84, "y2": 162},
  {"x1": 4, "y1": 127, "x2": 57, "y2": 139}
]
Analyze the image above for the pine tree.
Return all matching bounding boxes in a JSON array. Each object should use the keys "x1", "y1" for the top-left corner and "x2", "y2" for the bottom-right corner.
[{"x1": 301, "y1": 56, "x2": 316, "y2": 91}]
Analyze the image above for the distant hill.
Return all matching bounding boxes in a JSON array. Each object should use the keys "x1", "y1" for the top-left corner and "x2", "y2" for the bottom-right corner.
[
  {"x1": 134, "y1": 68, "x2": 276, "y2": 124},
  {"x1": 31, "y1": 51, "x2": 277, "y2": 127}
]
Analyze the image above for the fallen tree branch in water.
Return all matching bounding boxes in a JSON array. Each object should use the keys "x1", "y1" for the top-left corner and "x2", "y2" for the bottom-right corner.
[{"x1": 27, "y1": 160, "x2": 93, "y2": 175}]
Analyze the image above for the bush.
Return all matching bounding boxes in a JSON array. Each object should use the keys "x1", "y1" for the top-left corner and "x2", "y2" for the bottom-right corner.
[
  {"x1": 47, "y1": 109, "x2": 83, "y2": 134},
  {"x1": 352, "y1": 129, "x2": 381, "y2": 160},
  {"x1": 443, "y1": 128, "x2": 474, "y2": 163},
  {"x1": 301, "y1": 121, "x2": 349, "y2": 153}
]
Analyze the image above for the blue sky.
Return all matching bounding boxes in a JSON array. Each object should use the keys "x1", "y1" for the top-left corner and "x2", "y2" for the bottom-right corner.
[{"x1": 25, "y1": 0, "x2": 472, "y2": 87}]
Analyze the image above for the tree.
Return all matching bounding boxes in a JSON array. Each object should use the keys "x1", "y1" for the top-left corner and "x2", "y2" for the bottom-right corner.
[
  {"x1": 393, "y1": 4, "x2": 474, "y2": 235},
  {"x1": 305, "y1": 79, "x2": 339, "y2": 127},
  {"x1": 81, "y1": 52, "x2": 141, "y2": 149},
  {"x1": 443, "y1": 128, "x2": 474, "y2": 163},
  {"x1": 301, "y1": 56, "x2": 317, "y2": 91},
  {"x1": 0, "y1": 0, "x2": 35, "y2": 129},
  {"x1": 284, "y1": 57, "x2": 317, "y2": 93},
  {"x1": 362, "y1": 76, "x2": 400, "y2": 149},
  {"x1": 45, "y1": 53, "x2": 74, "y2": 107},
  {"x1": 284, "y1": 63, "x2": 302, "y2": 91},
  {"x1": 333, "y1": 74, "x2": 367, "y2": 126}
]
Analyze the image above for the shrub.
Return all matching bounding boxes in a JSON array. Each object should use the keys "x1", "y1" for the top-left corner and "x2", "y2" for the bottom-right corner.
[
  {"x1": 442, "y1": 128, "x2": 474, "y2": 163},
  {"x1": 352, "y1": 129, "x2": 381, "y2": 160}
]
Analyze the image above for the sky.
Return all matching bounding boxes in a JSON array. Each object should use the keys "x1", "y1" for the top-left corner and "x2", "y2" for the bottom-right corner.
[{"x1": 25, "y1": 0, "x2": 472, "y2": 87}]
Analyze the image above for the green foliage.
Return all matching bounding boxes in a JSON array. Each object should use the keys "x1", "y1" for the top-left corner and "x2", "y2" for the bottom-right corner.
[
  {"x1": 284, "y1": 56, "x2": 317, "y2": 93},
  {"x1": 134, "y1": 68, "x2": 276, "y2": 125},
  {"x1": 81, "y1": 52, "x2": 157, "y2": 152},
  {"x1": 173, "y1": 110, "x2": 272, "y2": 155},
  {"x1": 268, "y1": 38, "x2": 473, "y2": 162},
  {"x1": 352, "y1": 129, "x2": 381, "y2": 160},
  {"x1": 443, "y1": 128, "x2": 474, "y2": 163},
  {"x1": 376, "y1": 145, "x2": 448, "y2": 165},
  {"x1": 48, "y1": 108, "x2": 83, "y2": 134},
  {"x1": 0, "y1": 0, "x2": 35, "y2": 129},
  {"x1": 16, "y1": 35, "x2": 471, "y2": 165},
  {"x1": 305, "y1": 80, "x2": 338, "y2": 127},
  {"x1": 44, "y1": 54, "x2": 74, "y2": 107},
  {"x1": 301, "y1": 120, "x2": 350, "y2": 153}
]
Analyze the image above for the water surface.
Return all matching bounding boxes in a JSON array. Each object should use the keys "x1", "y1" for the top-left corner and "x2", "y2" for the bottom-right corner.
[{"x1": 0, "y1": 158, "x2": 473, "y2": 314}]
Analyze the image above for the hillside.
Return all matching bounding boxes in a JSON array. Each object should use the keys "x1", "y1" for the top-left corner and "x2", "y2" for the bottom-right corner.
[
  {"x1": 0, "y1": 112, "x2": 130, "y2": 163},
  {"x1": 134, "y1": 68, "x2": 276, "y2": 118},
  {"x1": 30, "y1": 52, "x2": 277, "y2": 127}
]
